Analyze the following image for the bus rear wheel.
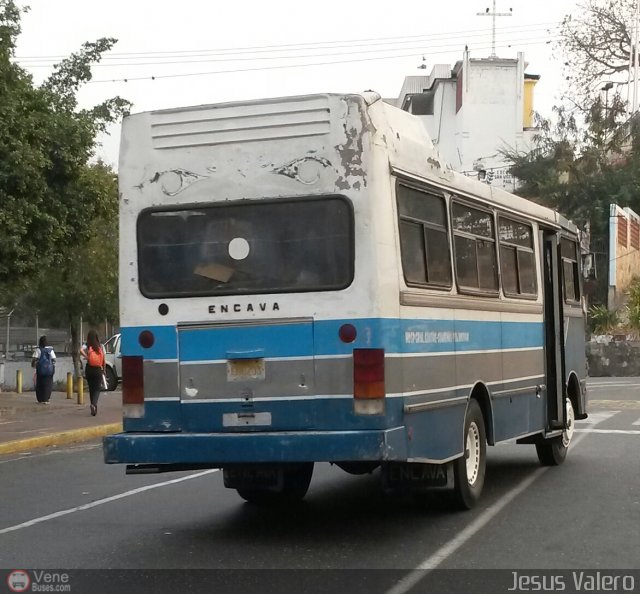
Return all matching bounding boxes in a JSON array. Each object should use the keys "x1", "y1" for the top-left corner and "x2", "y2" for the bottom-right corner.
[
  {"x1": 236, "y1": 463, "x2": 314, "y2": 504},
  {"x1": 452, "y1": 399, "x2": 486, "y2": 510},
  {"x1": 535, "y1": 398, "x2": 575, "y2": 466}
]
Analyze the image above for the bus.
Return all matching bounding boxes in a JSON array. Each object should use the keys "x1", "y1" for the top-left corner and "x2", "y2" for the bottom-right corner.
[{"x1": 103, "y1": 91, "x2": 588, "y2": 509}]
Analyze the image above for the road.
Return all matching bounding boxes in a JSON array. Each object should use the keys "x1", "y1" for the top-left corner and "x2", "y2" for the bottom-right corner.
[{"x1": 0, "y1": 378, "x2": 638, "y2": 593}]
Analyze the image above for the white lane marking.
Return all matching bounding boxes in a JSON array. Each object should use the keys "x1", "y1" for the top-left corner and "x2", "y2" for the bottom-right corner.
[
  {"x1": 575, "y1": 428, "x2": 640, "y2": 435},
  {"x1": 387, "y1": 432, "x2": 590, "y2": 594},
  {"x1": 575, "y1": 411, "x2": 618, "y2": 425},
  {"x1": 632, "y1": 417, "x2": 640, "y2": 426},
  {"x1": 0, "y1": 469, "x2": 219, "y2": 535}
]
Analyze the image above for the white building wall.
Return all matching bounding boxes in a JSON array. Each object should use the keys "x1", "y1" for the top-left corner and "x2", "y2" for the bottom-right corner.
[
  {"x1": 417, "y1": 82, "x2": 458, "y2": 168},
  {"x1": 455, "y1": 53, "x2": 525, "y2": 173},
  {"x1": 396, "y1": 51, "x2": 536, "y2": 191}
]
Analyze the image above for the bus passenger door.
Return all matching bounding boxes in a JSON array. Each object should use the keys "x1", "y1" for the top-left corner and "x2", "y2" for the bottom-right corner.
[{"x1": 541, "y1": 230, "x2": 566, "y2": 430}]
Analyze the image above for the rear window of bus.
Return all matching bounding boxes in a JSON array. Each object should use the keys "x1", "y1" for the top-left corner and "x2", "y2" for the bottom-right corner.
[{"x1": 137, "y1": 196, "x2": 354, "y2": 297}]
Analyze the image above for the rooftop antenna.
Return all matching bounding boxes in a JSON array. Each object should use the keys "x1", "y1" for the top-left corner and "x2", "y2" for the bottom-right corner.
[{"x1": 477, "y1": 1, "x2": 512, "y2": 58}]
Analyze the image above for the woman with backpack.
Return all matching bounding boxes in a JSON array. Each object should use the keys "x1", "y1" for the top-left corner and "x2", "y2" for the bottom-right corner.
[
  {"x1": 80, "y1": 329, "x2": 106, "y2": 416},
  {"x1": 31, "y1": 335, "x2": 56, "y2": 404}
]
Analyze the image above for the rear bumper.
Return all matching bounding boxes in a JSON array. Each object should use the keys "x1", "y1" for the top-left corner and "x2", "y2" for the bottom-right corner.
[{"x1": 103, "y1": 427, "x2": 408, "y2": 465}]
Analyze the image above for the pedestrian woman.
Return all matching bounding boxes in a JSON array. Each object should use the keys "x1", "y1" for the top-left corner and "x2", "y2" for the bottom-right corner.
[
  {"x1": 31, "y1": 335, "x2": 56, "y2": 404},
  {"x1": 80, "y1": 329, "x2": 106, "y2": 416}
]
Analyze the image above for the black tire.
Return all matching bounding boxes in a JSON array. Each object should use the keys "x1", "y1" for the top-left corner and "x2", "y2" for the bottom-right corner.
[
  {"x1": 237, "y1": 463, "x2": 314, "y2": 504},
  {"x1": 536, "y1": 398, "x2": 575, "y2": 466},
  {"x1": 105, "y1": 366, "x2": 118, "y2": 391},
  {"x1": 452, "y1": 399, "x2": 487, "y2": 510}
]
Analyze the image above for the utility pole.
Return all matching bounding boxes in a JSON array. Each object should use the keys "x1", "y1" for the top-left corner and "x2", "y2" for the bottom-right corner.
[
  {"x1": 477, "y1": 1, "x2": 513, "y2": 58},
  {"x1": 1, "y1": 308, "x2": 14, "y2": 361},
  {"x1": 635, "y1": 0, "x2": 640, "y2": 112},
  {"x1": 630, "y1": 0, "x2": 640, "y2": 115}
]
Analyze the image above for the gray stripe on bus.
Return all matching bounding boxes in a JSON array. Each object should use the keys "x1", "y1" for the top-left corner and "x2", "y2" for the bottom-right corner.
[{"x1": 143, "y1": 350, "x2": 545, "y2": 401}]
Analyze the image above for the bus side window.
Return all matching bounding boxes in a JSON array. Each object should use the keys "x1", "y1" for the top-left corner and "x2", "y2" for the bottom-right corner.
[
  {"x1": 397, "y1": 184, "x2": 452, "y2": 289},
  {"x1": 498, "y1": 216, "x2": 537, "y2": 298},
  {"x1": 451, "y1": 201, "x2": 499, "y2": 295},
  {"x1": 561, "y1": 238, "x2": 580, "y2": 303}
]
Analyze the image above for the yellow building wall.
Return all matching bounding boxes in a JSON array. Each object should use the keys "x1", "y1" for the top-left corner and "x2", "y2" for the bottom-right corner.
[{"x1": 523, "y1": 79, "x2": 537, "y2": 128}]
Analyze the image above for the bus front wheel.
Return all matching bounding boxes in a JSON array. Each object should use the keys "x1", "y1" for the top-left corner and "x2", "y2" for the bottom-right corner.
[
  {"x1": 452, "y1": 399, "x2": 487, "y2": 510},
  {"x1": 535, "y1": 398, "x2": 575, "y2": 466}
]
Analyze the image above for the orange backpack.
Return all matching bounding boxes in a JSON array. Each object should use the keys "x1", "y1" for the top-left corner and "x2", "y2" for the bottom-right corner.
[{"x1": 87, "y1": 346, "x2": 104, "y2": 368}]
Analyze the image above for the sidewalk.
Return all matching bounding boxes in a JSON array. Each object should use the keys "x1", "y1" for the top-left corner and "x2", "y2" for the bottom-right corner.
[{"x1": 0, "y1": 389, "x2": 122, "y2": 455}]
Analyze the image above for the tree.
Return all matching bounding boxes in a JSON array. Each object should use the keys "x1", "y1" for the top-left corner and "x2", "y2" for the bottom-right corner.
[
  {"x1": 0, "y1": 0, "x2": 130, "y2": 293},
  {"x1": 504, "y1": 96, "x2": 640, "y2": 305},
  {"x1": 20, "y1": 161, "x2": 119, "y2": 373},
  {"x1": 558, "y1": 0, "x2": 635, "y2": 107},
  {"x1": 506, "y1": 85, "x2": 640, "y2": 218}
]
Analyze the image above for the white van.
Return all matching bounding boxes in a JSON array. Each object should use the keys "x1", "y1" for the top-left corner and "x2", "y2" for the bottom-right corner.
[{"x1": 103, "y1": 333, "x2": 121, "y2": 391}]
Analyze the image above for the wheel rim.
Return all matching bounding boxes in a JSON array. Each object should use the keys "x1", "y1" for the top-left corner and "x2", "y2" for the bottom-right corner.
[
  {"x1": 562, "y1": 398, "x2": 575, "y2": 448},
  {"x1": 465, "y1": 421, "x2": 481, "y2": 485}
]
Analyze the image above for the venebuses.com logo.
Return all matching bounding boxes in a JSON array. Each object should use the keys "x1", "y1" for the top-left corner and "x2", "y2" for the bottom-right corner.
[
  {"x1": 6, "y1": 570, "x2": 71, "y2": 593},
  {"x1": 6, "y1": 570, "x2": 30, "y2": 593}
]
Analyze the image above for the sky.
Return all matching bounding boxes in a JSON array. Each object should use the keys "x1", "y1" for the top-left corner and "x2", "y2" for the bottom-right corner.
[{"x1": 13, "y1": 0, "x2": 579, "y2": 168}]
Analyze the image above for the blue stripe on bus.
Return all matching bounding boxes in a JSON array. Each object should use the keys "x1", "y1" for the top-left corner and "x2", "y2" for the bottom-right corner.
[
  {"x1": 120, "y1": 318, "x2": 543, "y2": 360},
  {"x1": 121, "y1": 326, "x2": 178, "y2": 358},
  {"x1": 179, "y1": 322, "x2": 314, "y2": 362}
]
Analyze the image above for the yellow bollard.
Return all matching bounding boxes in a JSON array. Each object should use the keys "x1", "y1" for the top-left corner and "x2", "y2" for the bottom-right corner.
[
  {"x1": 16, "y1": 369, "x2": 22, "y2": 394},
  {"x1": 76, "y1": 375, "x2": 84, "y2": 405},
  {"x1": 66, "y1": 372, "x2": 73, "y2": 399}
]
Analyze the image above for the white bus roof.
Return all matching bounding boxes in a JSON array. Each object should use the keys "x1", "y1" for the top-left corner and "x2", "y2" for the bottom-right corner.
[{"x1": 123, "y1": 91, "x2": 577, "y2": 234}]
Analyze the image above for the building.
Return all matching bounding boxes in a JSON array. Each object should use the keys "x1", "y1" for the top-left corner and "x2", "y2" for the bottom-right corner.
[
  {"x1": 607, "y1": 205, "x2": 640, "y2": 310},
  {"x1": 393, "y1": 49, "x2": 539, "y2": 191}
]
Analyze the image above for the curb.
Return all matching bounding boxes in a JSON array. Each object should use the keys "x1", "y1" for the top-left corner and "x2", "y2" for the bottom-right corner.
[{"x1": 0, "y1": 422, "x2": 122, "y2": 455}]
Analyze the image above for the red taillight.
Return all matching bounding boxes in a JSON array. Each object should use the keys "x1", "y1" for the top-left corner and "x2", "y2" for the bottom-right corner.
[
  {"x1": 339, "y1": 323, "x2": 357, "y2": 343},
  {"x1": 138, "y1": 330, "x2": 154, "y2": 349},
  {"x1": 353, "y1": 348, "x2": 385, "y2": 399},
  {"x1": 122, "y1": 355, "x2": 144, "y2": 405}
]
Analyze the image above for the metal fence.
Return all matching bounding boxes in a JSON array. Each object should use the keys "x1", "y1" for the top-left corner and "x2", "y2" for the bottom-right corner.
[
  {"x1": 0, "y1": 321, "x2": 118, "y2": 359},
  {"x1": 0, "y1": 324, "x2": 70, "y2": 358}
]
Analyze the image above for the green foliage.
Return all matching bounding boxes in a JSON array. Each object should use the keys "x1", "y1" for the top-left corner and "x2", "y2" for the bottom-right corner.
[
  {"x1": 19, "y1": 162, "x2": 119, "y2": 364},
  {"x1": 588, "y1": 305, "x2": 620, "y2": 334},
  {"x1": 504, "y1": 99, "x2": 640, "y2": 243},
  {"x1": 0, "y1": 0, "x2": 130, "y2": 290},
  {"x1": 24, "y1": 162, "x2": 118, "y2": 320},
  {"x1": 625, "y1": 277, "x2": 640, "y2": 332}
]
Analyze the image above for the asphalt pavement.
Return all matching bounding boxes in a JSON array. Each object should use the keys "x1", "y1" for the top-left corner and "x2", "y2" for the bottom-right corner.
[{"x1": 0, "y1": 387, "x2": 122, "y2": 455}]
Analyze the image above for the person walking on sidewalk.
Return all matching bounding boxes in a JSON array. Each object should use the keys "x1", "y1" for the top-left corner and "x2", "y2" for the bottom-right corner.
[
  {"x1": 80, "y1": 330, "x2": 106, "y2": 416},
  {"x1": 31, "y1": 335, "x2": 56, "y2": 404}
]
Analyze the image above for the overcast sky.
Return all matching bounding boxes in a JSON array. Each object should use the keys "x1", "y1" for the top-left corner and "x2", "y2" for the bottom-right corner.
[{"x1": 14, "y1": 0, "x2": 579, "y2": 167}]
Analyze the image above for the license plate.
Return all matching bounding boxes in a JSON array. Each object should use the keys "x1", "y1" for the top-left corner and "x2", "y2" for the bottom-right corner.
[
  {"x1": 227, "y1": 358, "x2": 265, "y2": 382},
  {"x1": 223, "y1": 412, "x2": 272, "y2": 427}
]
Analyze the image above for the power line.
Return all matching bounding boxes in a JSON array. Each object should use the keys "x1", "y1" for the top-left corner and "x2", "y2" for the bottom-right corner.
[
  {"x1": 15, "y1": 21, "x2": 561, "y2": 63},
  {"x1": 86, "y1": 38, "x2": 560, "y2": 85},
  {"x1": 17, "y1": 32, "x2": 561, "y2": 70}
]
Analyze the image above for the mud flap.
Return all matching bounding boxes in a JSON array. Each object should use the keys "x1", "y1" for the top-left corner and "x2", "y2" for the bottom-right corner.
[{"x1": 380, "y1": 461, "x2": 454, "y2": 493}]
